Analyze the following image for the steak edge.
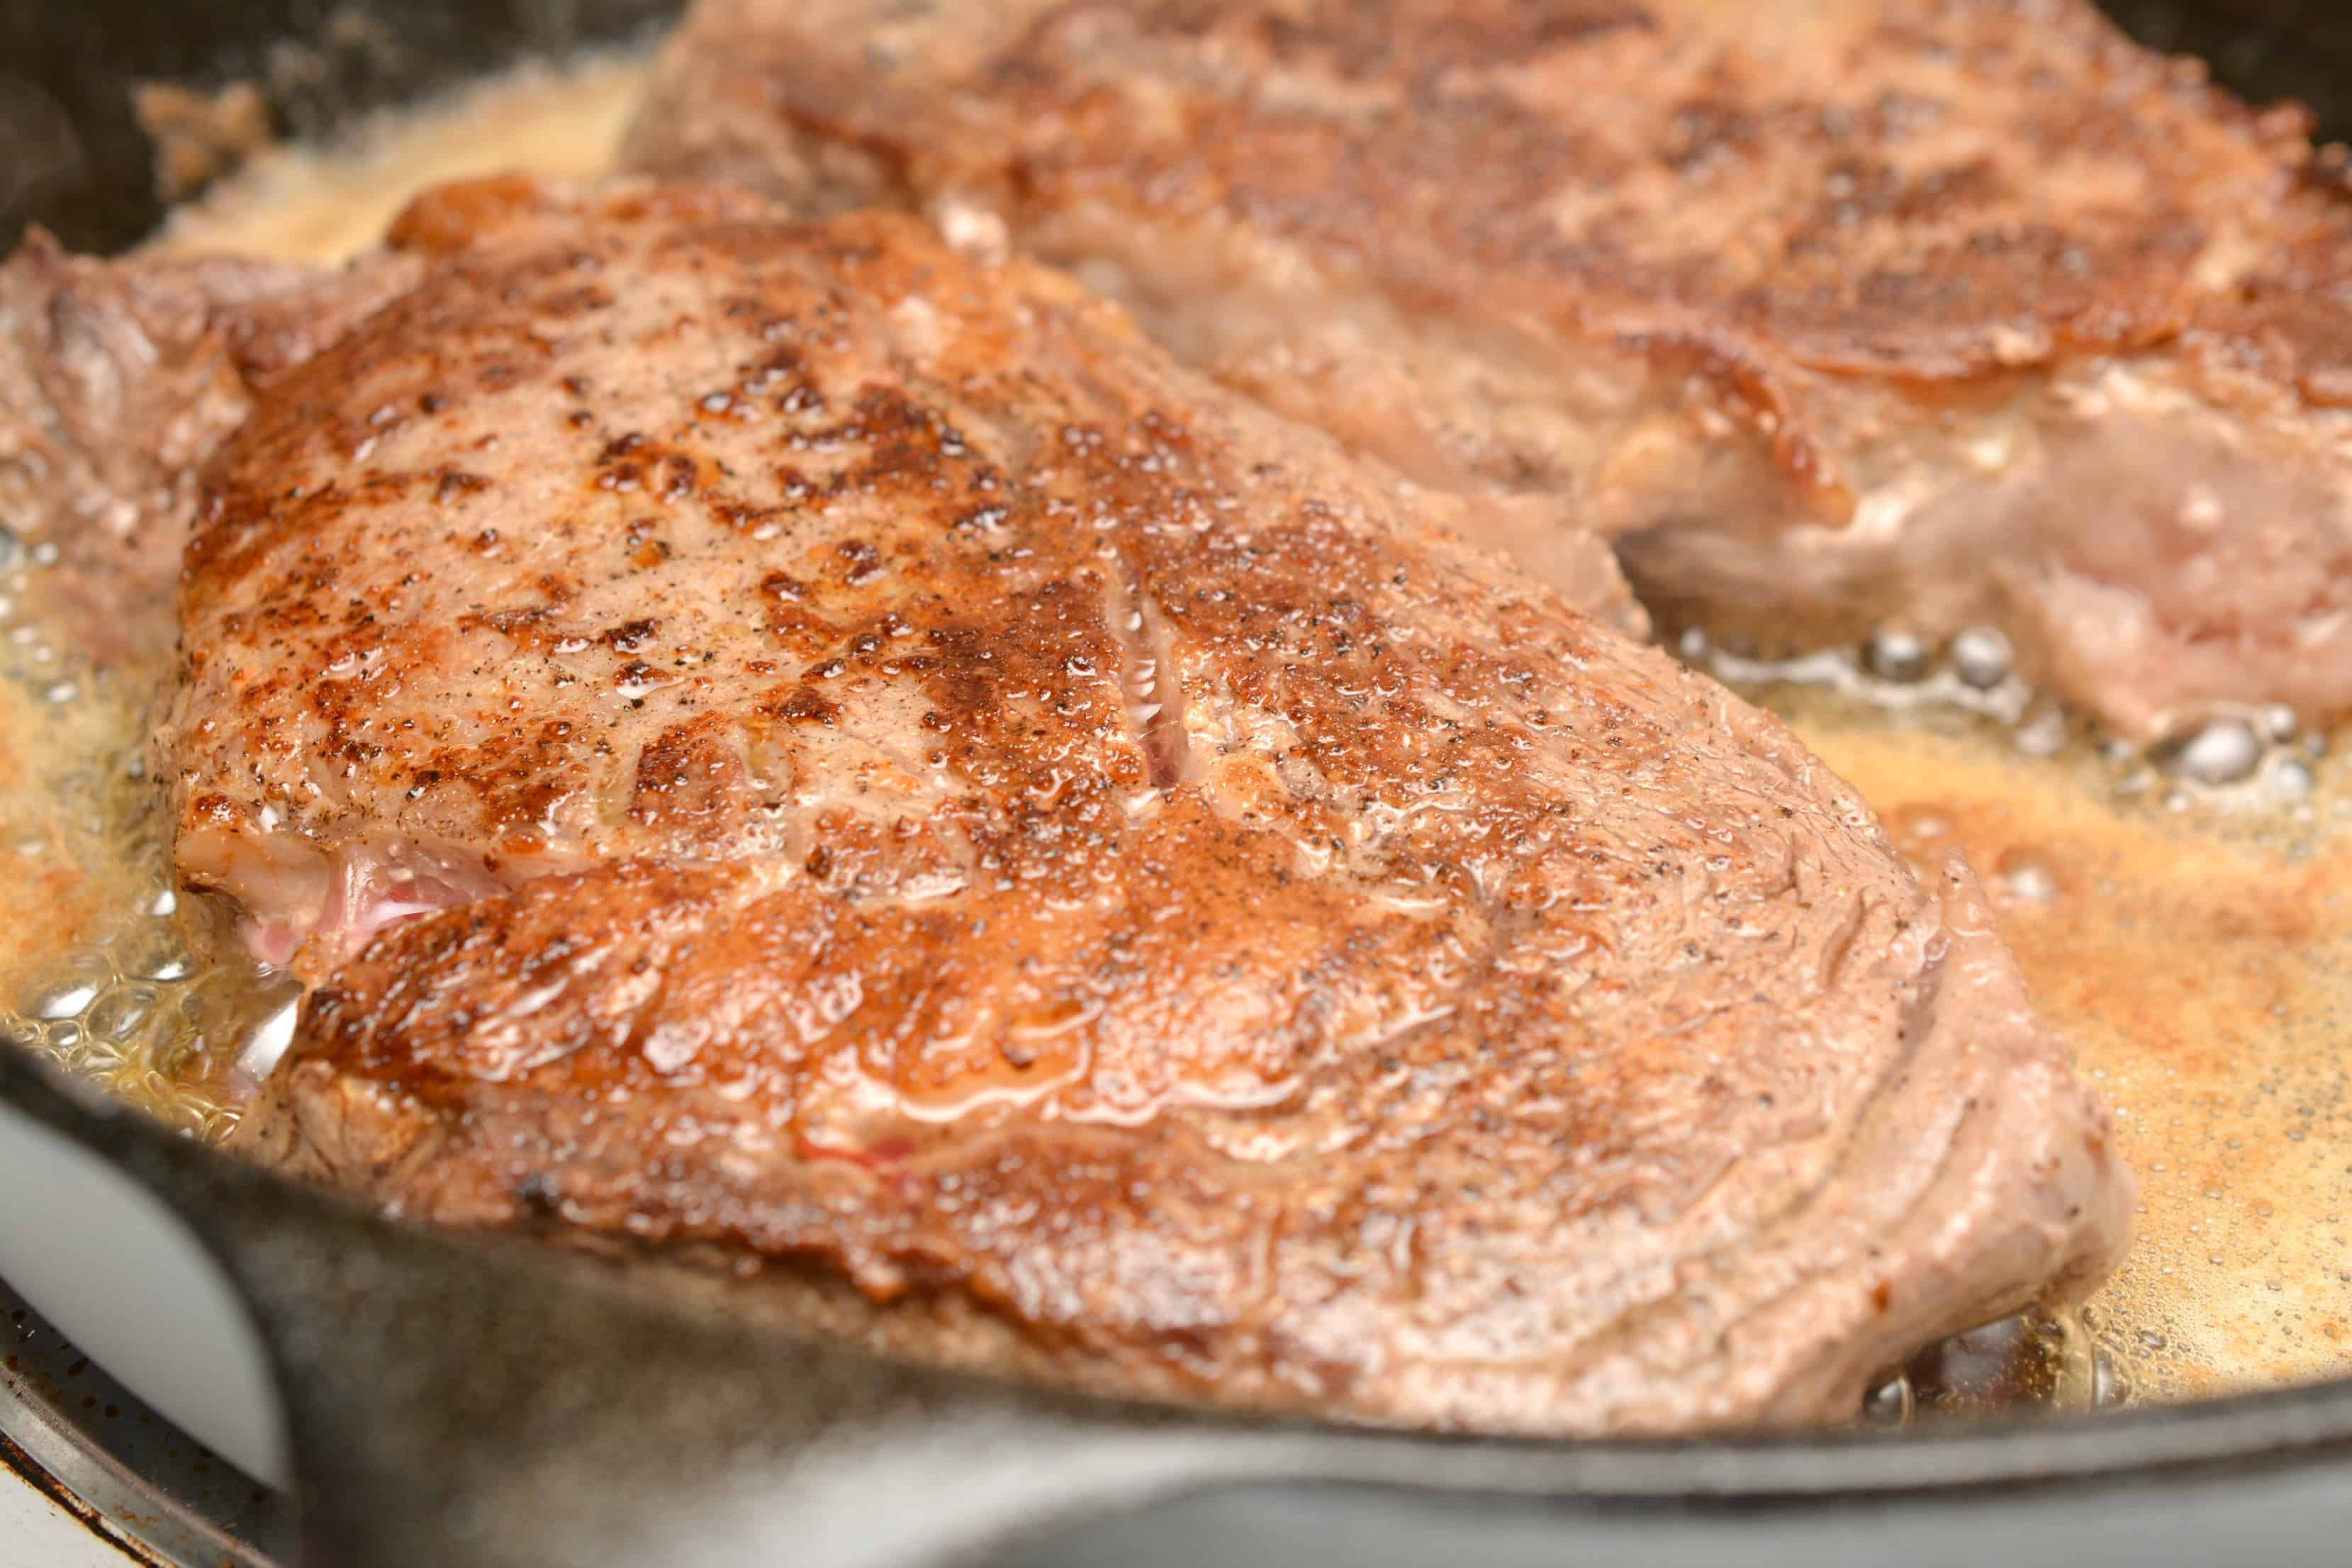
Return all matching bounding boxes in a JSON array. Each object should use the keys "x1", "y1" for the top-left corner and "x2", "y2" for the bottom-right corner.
[{"x1": 159, "y1": 176, "x2": 2134, "y2": 1435}]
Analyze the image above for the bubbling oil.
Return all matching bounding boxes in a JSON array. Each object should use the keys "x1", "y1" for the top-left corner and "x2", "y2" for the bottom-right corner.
[
  {"x1": 1693, "y1": 628, "x2": 2352, "y2": 1412},
  {"x1": 1871, "y1": 1304, "x2": 2115, "y2": 1429},
  {"x1": 0, "y1": 542, "x2": 296, "y2": 1140}
]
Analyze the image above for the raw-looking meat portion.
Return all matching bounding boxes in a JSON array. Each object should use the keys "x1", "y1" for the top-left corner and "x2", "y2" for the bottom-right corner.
[
  {"x1": 179, "y1": 175, "x2": 2130, "y2": 1435},
  {"x1": 621, "y1": 0, "x2": 2352, "y2": 742},
  {"x1": 0, "y1": 232, "x2": 415, "y2": 660}
]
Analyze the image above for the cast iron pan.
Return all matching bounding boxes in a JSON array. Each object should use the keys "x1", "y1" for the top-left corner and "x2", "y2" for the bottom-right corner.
[{"x1": 6, "y1": 4, "x2": 2352, "y2": 1564}]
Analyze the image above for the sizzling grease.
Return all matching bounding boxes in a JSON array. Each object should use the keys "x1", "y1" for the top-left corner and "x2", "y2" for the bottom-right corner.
[{"x1": 1749, "y1": 666, "x2": 2352, "y2": 1404}]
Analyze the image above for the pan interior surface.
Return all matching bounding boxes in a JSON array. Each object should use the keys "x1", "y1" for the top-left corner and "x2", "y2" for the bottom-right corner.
[{"x1": 0, "y1": 0, "x2": 2350, "y2": 1485}]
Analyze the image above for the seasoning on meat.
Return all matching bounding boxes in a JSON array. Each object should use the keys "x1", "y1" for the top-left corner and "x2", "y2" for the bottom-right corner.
[{"x1": 132, "y1": 176, "x2": 2132, "y2": 1433}]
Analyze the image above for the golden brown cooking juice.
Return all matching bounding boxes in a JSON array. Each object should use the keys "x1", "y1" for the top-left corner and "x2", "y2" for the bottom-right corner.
[
  {"x1": 1766, "y1": 675, "x2": 2352, "y2": 1407},
  {"x1": 3, "y1": 45, "x2": 2348, "y2": 1415}
]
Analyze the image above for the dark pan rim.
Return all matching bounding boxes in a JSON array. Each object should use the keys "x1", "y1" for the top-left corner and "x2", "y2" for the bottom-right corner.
[{"x1": 0, "y1": 1266, "x2": 286, "y2": 1568}]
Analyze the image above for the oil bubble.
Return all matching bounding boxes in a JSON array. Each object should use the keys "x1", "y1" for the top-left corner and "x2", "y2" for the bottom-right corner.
[
  {"x1": 1866, "y1": 628, "x2": 1930, "y2": 683},
  {"x1": 2166, "y1": 719, "x2": 2263, "y2": 786},
  {"x1": 1949, "y1": 626, "x2": 2013, "y2": 690}
]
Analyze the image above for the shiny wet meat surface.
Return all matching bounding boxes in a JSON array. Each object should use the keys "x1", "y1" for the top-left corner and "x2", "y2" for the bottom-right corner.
[
  {"x1": 6, "y1": 18, "x2": 2348, "y2": 1423},
  {"x1": 94, "y1": 174, "x2": 2133, "y2": 1434}
]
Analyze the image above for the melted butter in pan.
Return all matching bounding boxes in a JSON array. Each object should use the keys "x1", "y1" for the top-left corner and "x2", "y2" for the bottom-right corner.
[
  {"x1": 1779, "y1": 688, "x2": 2352, "y2": 1404},
  {"x1": 0, "y1": 553, "x2": 289, "y2": 1138}
]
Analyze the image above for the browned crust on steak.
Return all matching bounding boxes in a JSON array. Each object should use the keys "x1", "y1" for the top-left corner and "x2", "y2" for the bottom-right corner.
[{"x1": 211, "y1": 177, "x2": 2129, "y2": 1435}]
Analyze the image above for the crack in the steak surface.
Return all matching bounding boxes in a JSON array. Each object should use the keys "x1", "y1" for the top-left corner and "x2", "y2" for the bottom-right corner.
[{"x1": 1102, "y1": 553, "x2": 1198, "y2": 794}]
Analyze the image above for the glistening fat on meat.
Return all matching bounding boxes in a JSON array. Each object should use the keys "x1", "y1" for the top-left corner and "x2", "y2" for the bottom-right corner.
[{"x1": 6, "y1": 173, "x2": 2132, "y2": 1433}]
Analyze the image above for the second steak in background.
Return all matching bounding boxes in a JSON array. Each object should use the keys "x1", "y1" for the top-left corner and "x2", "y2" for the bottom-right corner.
[{"x1": 622, "y1": 0, "x2": 2352, "y2": 744}]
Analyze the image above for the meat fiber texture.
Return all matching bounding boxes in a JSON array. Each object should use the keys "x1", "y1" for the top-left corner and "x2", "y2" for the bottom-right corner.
[
  {"x1": 117, "y1": 174, "x2": 2131, "y2": 1435},
  {"x1": 622, "y1": 0, "x2": 2352, "y2": 743}
]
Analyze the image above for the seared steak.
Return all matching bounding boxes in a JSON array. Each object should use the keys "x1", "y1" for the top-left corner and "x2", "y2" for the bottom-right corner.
[
  {"x1": 622, "y1": 0, "x2": 2352, "y2": 742},
  {"x1": 157, "y1": 176, "x2": 2132, "y2": 1435}
]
